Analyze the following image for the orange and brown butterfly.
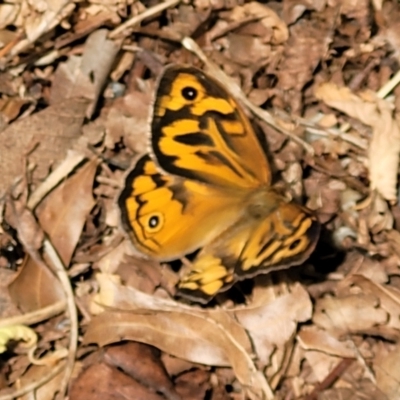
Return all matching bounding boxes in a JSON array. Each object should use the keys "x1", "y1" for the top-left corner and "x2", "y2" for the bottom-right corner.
[{"x1": 118, "y1": 64, "x2": 320, "y2": 303}]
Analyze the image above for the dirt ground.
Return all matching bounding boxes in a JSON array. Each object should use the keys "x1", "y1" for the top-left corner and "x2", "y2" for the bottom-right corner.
[{"x1": 0, "y1": 0, "x2": 400, "y2": 399}]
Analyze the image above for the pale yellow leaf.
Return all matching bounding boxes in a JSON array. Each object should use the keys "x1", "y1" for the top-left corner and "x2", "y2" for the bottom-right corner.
[{"x1": 0, "y1": 324, "x2": 37, "y2": 353}]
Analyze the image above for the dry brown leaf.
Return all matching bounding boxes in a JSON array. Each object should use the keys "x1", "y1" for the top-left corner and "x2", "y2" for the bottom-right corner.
[
  {"x1": 230, "y1": 2, "x2": 288, "y2": 44},
  {"x1": 319, "y1": 382, "x2": 386, "y2": 400},
  {"x1": 366, "y1": 193, "x2": 394, "y2": 233},
  {"x1": 8, "y1": 256, "x2": 64, "y2": 313},
  {"x1": 0, "y1": 29, "x2": 119, "y2": 198},
  {"x1": 95, "y1": 240, "x2": 132, "y2": 274},
  {"x1": 174, "y1": 368, "x2": 211, "y2": 400},
  {"x1": 16, "y1": 363, "x2": 65, "y2": 400},
  {"x1": 8, "y1": 161, "x2": 96, "y2": 311},
  {"x1": 313, "y1": 293, "x2": 388, "y2": 336},
  {"x1": 51, "y1": 30, "x2": 120, "y2": 117},
  {"x1": 6, "y1": 191, "x2": 64, "y2": 312},
  {"x1": 91, "y1": 273, "x2": 252, "y2": 352},
  {"x1": 374, "y1": 344, "x2": 400, "y2": 399},
  {"x1": 0, "y1": 6, "x2": 19, "y2": 29},
  {"x1": 104, "y1": 90, "x2": 151, "y2": 155},
  {"x1": 315, "y1": 82, "x2": 400, "y2": 202},
  {"x1": 0, "y1": 97, "x2": 89, "y2": 198},
  {"x1": 297, "y1": 326, "x2": 356, "y2": 358},
  {"x1": 4, "y1": 0, "x2": 75, "y2": 58},
  {"x1": 275, "y1": 16, "x2": 332, "y2": 112},
  {"x1": 102, "y1": 342, "x2": 180, "y2": 400},
  {"x1": 347, "y1": 274, "x2": 400, "y2": 331},
  {"x1": 86, "y1": 274, "x2": 272, "y2": 398},
  {"x1": 5, "y1": 199, "x2": 44, "y2": 254},
  {"x1": 86, "y1": 310, "x2": 235, "y2": 367},
  {"x1": 69, "y1": 363, "x2": 167, "y2": 400},
  {"x1": 84, "y1": 311, "x2": 270, "y2": 397},
  {"x1": 233, "y1": 283, "x2": 312, "y2": 364},
  {"x1": 35, "y1": 160, "x2": 97, "y2": 266},
  {"x1": 116, "y1": 254, "x2": 164, "y2": 296},
  {"x1": 303, "y1": 350, "x2": 345, "y2": 383},
  {"x1": 225, "y1": 33, "x2": 273, "y2": 66}
]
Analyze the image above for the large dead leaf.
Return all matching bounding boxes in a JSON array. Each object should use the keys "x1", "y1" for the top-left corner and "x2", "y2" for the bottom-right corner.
[
  {"x1": 85, "y1": 310, "x2": 271, "y2": 398},
  {"x1": 8, "y1": 161, "x2": 97, "y2": 311},
  {"x1": 85, "y1": 274, "x2": 271, "y2": 398},
  {"x1": 35, "y1": 160, "x2": 97, "y2": 265},
  {"x1": 8, "y1": 256, "x2": 63, "y2": 313}
]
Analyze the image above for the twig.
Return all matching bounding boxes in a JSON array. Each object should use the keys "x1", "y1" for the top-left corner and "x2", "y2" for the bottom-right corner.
[
  {"x1": 13, "y1": 151, "x2": 86, "y2": 398},
  {"x1": 305, "y1": 358, "x2": 354, "y2": 400},
  {"x1": 377, "y1": 69, "x2": 400, "y2": 99},
  {"x1": 28, "y1": 151, "x2": 86, "y2": 210},
  {"x1": 209, "y1": 16, "x2": 261, "y2": 41},
  {"x1": 181, "y1": 37, "x2": 315, "y2": 155},
  {"x1": 109, "y1": 0, "x2": 182, "y2": 39},
  {"x1": 0, "y1": 361, "x2": 66, "y2": 400},
  {"x1": 348, "y1": 339, "x2": 376, "y2": 384},
  {"x1": 0, "y1": 301, "x2": 66, "y2": 329},
  {"x1": 5, "y1": 0, "x2": 74, "y2": 59},
  {"x1": 43, "y1": 239, "x2": 78, "y2": 400},
  {"x1": 292, "y1": 112, "x2": 368, "y2": 150}
]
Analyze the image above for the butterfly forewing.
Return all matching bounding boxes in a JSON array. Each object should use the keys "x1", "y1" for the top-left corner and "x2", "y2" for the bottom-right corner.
[
  {"x1": 151, "y1": 65, "x2": 271, "y2": 189},
  {"x1": 118, "y1": 154, "x2": 249, "y2": 261}
]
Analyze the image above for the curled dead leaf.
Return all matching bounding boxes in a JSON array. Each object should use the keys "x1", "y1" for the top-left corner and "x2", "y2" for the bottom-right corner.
[
  {"x1": 230, "y1": 2, "x2": 289, "y2": 44},
  {"x1": 86, "y1": 275, "x2": 272, "y2": 398}
]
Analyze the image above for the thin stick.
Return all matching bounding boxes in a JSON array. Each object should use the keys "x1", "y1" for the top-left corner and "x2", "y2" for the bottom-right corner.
[
  {"x1": 377, "y1": 69, "x2": 400, "y2": 99},
  {"x1": 43, "y1": 239, "x2": 78, "y2": 400},
  {"x1": 305, "y1": 358, "x2": 354, "y2": 400},
  {"x1": 181, "y1": 37, "x2": 315, "y2": 155},
  {"x1": 0, "y1": 361, "x2": 66, "y2": 400},
  {"x1": 0, "y1": 301, "x2": 66, "y2": 328},
  {"x1": 109, "y1": 0, "x2": 181, "y2": 39},
  {"x1": 7, "y1": 0, "x2": 72, "y2": 59},
  {"x1": 28, "y1": 151, "x2": 86, "y2": 210}
]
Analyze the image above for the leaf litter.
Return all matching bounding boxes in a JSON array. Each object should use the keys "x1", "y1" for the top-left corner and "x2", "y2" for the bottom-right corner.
[{"x1": 2, "y1": 1, "x2": 400, "y2": 399}]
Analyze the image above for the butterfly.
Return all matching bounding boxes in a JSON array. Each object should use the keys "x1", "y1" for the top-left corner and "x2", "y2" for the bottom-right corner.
[{"x1": 118, "y1": 64, "x2": 320, "y2": 303}]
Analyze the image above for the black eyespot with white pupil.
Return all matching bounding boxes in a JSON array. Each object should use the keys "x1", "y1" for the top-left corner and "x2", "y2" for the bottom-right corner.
[
  {"x1": 149, "y1": 215, "x2": 159, "y2": 228},
  {"x1": 182, "y1": 86, "x2": 198, "y2": 101}
]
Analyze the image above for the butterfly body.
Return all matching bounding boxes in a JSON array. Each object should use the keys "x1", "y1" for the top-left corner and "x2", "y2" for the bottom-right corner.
[{"x1": 118, "y1": 65, "x2": 320, "y2": 303}]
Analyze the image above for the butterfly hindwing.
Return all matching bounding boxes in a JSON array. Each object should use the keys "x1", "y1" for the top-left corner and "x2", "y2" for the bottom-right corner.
[{"x1": 177, "y1": 196, "x2": 320, "y2": 303}]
